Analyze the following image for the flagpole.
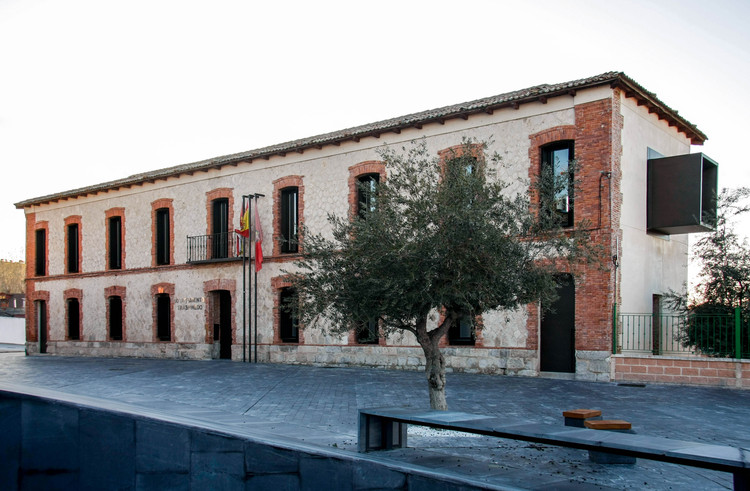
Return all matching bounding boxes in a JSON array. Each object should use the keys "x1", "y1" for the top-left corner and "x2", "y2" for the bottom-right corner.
[
  {"x1": 241, "y1": 195, "x2": 248, "y2": 363},
  {"x1": 253, "y1": 193, "x2": 265, "y2": 363},
  {"x1": 251, "y1": 194, "x2": 254, "y2": 362}
]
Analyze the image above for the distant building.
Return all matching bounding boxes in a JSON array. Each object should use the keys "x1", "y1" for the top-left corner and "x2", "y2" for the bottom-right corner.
[
  {"x1": 15, "y1": 72, "x2": 716, "y2": 381},
  {"x1": 0, "y1": 260, "x2": 25, "y2": 317}
]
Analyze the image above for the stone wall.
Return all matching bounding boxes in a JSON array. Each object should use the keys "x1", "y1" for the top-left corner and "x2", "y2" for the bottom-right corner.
[{"x1": 0, "y1": 386, "x2": 492, "y2": 490}]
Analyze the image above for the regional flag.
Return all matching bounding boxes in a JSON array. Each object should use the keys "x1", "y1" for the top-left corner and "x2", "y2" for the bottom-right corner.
[{"x1": 253, "y1": 203, "x2": 264, "y2": 271}]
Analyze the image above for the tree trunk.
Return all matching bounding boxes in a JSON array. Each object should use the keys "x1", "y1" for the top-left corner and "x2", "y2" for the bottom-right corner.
[
  {"x1": 424, "y1": 341, "x2": 447, "y2": 410},
  {"x1": 415, "y1": 316, "x2": 450, "y2": 410}
]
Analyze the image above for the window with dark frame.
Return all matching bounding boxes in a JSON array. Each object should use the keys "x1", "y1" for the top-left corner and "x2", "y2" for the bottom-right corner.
[
  {"x1": 357, "y1": 173, "x2": 379, "y2": 217},
  {"x1": 448, "y1": 315, "x2": 475, "y2": 346},
  {"x1": 156, "y1": 293, "x2": 171, "y2": 341},
  {"x1": 108, "y1": 216, "x2": 122, "y2": 270},
  {"x1": 541, "y1": 141, "x2": 575, "y2": 228},
  {"x1": 109, "y1": 296, "x2": 123, "y2": 341},
  {"x1": 356, "y1": 318, "x2": 379, "y2": 344},
  {"x1": 280, "y1": 187, "x2": 298, "y2": 253},
  {"x1": 155, "y1": 208, "x2": 170, "y2": 265},
  {"x1": 67, "y1": 298, "x2": 80, "y2": 340},
  {"x1": 211, "y1": 198, "x2": 229, "y2": 259},
  {"x1": 67, "y1": 223, "x2": 79, "y2": 273},
  {"x1": 279, "y1": 287, "x2": 299, "y2": 343},
  {"x1": 35, "y1": 229, "x2": 46, "y2": 276}
]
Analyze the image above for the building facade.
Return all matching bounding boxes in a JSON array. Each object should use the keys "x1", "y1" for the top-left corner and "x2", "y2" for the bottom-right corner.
[{"x1": 15, "y1": 72, "x2": 712, "y2": 381}]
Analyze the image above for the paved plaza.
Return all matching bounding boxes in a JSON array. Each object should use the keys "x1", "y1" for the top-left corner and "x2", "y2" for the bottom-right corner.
[{"x1": 1, "y1": 351, "x2": 748, "y2": 489}]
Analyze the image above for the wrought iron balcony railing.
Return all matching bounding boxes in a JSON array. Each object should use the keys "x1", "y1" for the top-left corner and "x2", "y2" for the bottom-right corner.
[{"x1": 186, "y1": 231, "x2": 246, "y2": 263}]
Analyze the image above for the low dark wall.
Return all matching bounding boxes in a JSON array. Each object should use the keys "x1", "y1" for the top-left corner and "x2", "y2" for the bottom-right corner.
[{"x1": 0, "y1": 387, "x2": 493, "y2": 490}]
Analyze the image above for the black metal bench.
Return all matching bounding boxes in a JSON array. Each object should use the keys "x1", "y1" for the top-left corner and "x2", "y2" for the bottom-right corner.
[{"x1": 358, "y1": 407, "x2": 750, "y2": 490}]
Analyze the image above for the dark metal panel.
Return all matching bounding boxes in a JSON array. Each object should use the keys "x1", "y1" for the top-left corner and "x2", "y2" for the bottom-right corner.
[{"x1": 647, "y1": 153, "x2": 718, "y2": 234}]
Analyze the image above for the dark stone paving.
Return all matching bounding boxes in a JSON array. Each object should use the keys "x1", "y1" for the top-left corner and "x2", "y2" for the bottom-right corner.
[{"x1": 1, "y1": 352, "x2": 748, "y2": 489}]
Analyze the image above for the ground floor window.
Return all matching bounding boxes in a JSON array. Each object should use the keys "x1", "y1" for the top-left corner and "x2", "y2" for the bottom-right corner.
[
  {"x1": 67, "y1": 298, "x2": 80, "y2": 340},
  {"x1": 109, "y1": 296, "x2": 123, "y2": 341},
  {"x1": 448, "y1": 315, "x2": 475, "y2": 346},
  {"x1": 156, "y1": 293, "x2": 171, "y2": 341},
  {"x1": 279, "y1": 287, "x2": 298, "y2": 343},
  {"x1": 356, "y1": 318, "x2": 379, "y2": 344}
]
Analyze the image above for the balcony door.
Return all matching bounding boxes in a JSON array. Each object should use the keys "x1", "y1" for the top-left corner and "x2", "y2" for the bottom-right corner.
[{"x1": 212, "y1": 198, "x2": 229, "y2": 259}]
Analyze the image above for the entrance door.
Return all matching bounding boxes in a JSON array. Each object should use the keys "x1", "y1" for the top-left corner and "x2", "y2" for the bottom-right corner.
[
  {"x1": 540, "y1": 274, "x2": 575, "y2": 373},
  {"x1": 36, "y1": 300, "x2": 47, "y2": 353},
  {"x1": 217, "y1": 290, "x2": 232, "y2": 360}
]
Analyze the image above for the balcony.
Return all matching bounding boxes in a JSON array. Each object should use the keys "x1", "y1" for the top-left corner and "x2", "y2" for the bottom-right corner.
[{"x1": 186, "y1": 231, "x2": 246, "y2": 264}]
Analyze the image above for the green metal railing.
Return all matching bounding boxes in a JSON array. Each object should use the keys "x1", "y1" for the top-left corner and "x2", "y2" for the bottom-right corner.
[{"x1": 615, "y1": 308, "x2": 748, "y2": 359}]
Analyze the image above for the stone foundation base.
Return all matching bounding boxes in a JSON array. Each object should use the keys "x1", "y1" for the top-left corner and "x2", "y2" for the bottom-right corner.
[{"x1": 24, "y1": 342, "x2": 613, "y2": 381}]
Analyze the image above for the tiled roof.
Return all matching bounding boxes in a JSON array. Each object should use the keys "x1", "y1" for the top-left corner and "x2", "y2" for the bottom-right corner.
[{"x1": 15, "y1": 71, "x2": 706, "y2": 209}]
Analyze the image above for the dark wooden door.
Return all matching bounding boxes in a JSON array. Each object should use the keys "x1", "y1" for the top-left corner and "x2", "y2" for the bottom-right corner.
[
  {"x1": 540, "y1": 274, "x2": 575, "y2": 373},
  {"x1": 219, "y1": 290, "x2": 232, "y2": 359},
  {"x1": 36, "y1": 300, "x2": 47, "y2": 353}
]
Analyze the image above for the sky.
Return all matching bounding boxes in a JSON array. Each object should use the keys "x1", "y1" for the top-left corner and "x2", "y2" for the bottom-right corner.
[{"x1": 1, "y1": 0, "x2": 749, "y2": 264}]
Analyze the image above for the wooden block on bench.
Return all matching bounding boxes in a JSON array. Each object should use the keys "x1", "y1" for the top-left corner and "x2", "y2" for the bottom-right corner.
[
  {"x1": 585, "y1": 419, "x2": 636, "y2": 464},
  {"x1": 585, "y1": 419, "x2": 631, "y2": 430},
  {"x1": 563, "y1": 409, "x2": 602, "y2": 428}
]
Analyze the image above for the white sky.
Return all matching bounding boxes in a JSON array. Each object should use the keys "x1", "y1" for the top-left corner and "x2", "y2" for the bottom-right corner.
[{"x1": 1, "y1": 0, "x2": 749, "y2": 263}]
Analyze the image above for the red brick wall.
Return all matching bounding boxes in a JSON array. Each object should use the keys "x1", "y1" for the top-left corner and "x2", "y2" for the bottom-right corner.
[
  {"x1": 525, "y1": 96, "x2": 621, "y2": 353},
  {"x1": 104, "y1": 285, "x2": 127, "y2": 341},
  {"x1": 615, "y1": 356, "x2": 750, "y2": 389},
  {"x1": 26, "y1": 288, "x2": 49, "y2": 343},
  {"x1": 105, "y1": 207, "x2": 126, "y2": 270},
  {"x1": 151, "y1": 198, "x2": 174, "y2": 266},
  {"x1": 272, "y1": 176, "x2": 304, "y2": 258}
]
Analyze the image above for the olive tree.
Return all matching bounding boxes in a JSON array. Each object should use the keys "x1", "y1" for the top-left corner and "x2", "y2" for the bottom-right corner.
[{"x1": 289, "y1": 140, "x2": 596, "y2": 409}]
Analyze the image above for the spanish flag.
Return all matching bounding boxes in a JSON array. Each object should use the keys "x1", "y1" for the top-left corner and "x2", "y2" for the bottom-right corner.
[{"x1": 235, "y1": 201, "x2": 250, "y2": 238}]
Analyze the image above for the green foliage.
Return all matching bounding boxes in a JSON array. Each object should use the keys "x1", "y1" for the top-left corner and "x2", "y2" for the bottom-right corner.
[
  {"x1": 678, "y1": 305, "x2": 748, "y2": 358},
  {"x1": 291, "y1": 139, "x2": 596, "y2": 337},
  {"x1": 693, "y1": 187, "x2": 750, "y2": 311},
  {"x1": 665, "y1": 187, "x2": 750, "y2": 357}
]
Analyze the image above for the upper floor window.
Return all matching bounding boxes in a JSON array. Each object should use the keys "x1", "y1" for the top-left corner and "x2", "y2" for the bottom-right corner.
[
  {"x1": 211, "y1": 198, "x2": 229, "y2": 259},
  {"x1": 357, "y1": 174, "x2": 379, "y2": 217},
  {"x1": 108, "y1": 216, "x2": 122, "y2": 269},
  {"x1": 280, "y1": 187, "x2": 298, "y2": 254},
  {"x1": 541, "y1": 141, "x2": 575, "y2": 228},
  {"x1": 155, "y1": 208, "x2": 171, "y2": 265},
  {"x1": 67, "y1": 223, "x2": 80, "y2": 273},
  {"x1": 35, "y1": 228, "x2": 46, "y2": 276}
]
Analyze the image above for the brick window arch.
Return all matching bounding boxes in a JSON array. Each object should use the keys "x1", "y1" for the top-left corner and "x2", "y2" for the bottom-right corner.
[
  {"x1": 151, "y1": 199, "x2": 174, "y2": 266},
  {"x1": 105, "y1": 285, "x2": 126, "y2": 341},
  {"x1": 348, "y1": 161, "x2": 385, "y2": 220},
  {"x1": 31, "y1": 218, "x2": 49, "y2": 277},
  {"x1": 64, "y1": 215, "x2": 82, "y2": 274},
  {"x1": 528, "y1": 126, "x2": 577, "y2": 215},
  {"x1": 151, "y1": 283, "x2": 175, "y2": 342},
  {"x1": 271, "y1": 276, "x2": 303, "y2": 344},
  {"x1": 105, "y1": 208, "x2": 126, "y2": 270},
  {"x1": 64, "y1": 288, "x2": 83, "y2": 341},
  {"x1": 272, "y1": 176, "x2": 305, "y2": 257}
]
